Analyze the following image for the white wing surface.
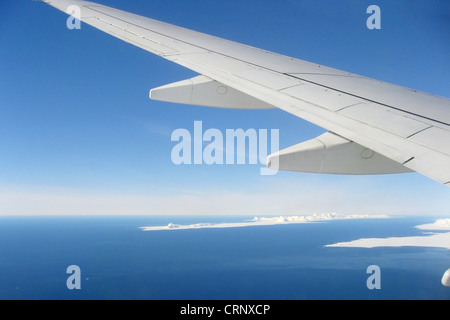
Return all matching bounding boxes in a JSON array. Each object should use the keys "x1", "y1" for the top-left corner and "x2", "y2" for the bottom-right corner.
[{"x1": 42, "y1": 0, "x2": 450, "y2": 186}]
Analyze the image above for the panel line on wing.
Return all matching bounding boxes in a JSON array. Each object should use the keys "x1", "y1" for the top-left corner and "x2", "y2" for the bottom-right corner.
[
  {"x1": 402, "y1": 157, "x2": 415, "y2": 165},
  {"x1": 406, "y1": 126, "x2": 433, "y2": 139},
  {"x1": 285, "y1": 73, "x2": 450, "y2": 127}
]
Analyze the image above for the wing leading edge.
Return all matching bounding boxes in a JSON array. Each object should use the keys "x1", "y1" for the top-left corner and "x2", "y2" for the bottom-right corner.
[{"x1": 42, "y1": 0, "x2": 450, "y2": 186}]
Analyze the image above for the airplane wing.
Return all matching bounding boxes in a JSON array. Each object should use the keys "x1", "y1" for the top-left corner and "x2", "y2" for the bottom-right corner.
[{"x1": 42, "y1": 0, "x2": 450, "y2": 186}]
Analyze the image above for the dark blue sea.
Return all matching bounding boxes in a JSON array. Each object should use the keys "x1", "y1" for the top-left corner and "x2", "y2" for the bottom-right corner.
[{"x1": 0, "y1": 216, "x2": 449, "y2": 300}]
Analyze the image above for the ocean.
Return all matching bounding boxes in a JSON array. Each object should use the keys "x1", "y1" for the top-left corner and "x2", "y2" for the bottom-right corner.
[{"x1": 0, "y1": 216, "x2": 449, "y2": 300}]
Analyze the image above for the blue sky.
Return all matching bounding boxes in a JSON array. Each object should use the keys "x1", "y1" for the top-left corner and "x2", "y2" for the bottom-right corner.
[{"x1": 0, "y1": 0, "x2": 449, "y2": 215}]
